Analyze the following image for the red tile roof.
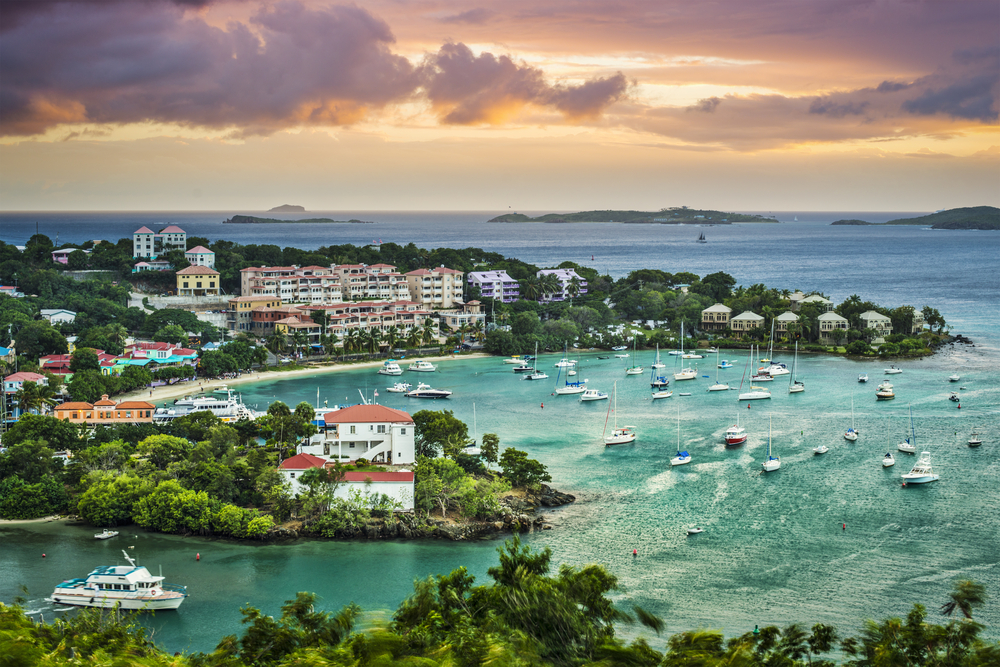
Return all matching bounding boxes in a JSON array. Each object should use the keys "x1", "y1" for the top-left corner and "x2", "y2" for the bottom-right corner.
[
  {"x1": 134, "y1": 226, "x2": 155, "y2": 234},
  {"x1": 5, "y1": 371, "x2": 47, "y2": 383},
  {"x1": 159, "y1": 225, "x2": 185, "y2": 233},
  {"x1": 115, "y1": 401, "x2": 156, "y2": 409},
  {"x1": 176, "y1": 265, "x2": 219, "y2": 275},
  {"x1": 55, "y1": 401, "x2": 94, "y2": 410},
  {"x1": 278, "y1": 453, "x2": 327, "y2": 470},
  {"x1": 323, "y1": 404, "x2": 413, "y2": 424},
  {"x1": 342, "y1": 471, "x2": 414, "y2": 483},
  {"x1": 186, "y1": 245, "x2": 213, "y2": 254}
]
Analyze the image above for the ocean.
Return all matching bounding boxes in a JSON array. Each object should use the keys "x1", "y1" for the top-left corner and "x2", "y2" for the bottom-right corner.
[{"x1": 1, "y1": 211, "x2": 998, "y2": 652}]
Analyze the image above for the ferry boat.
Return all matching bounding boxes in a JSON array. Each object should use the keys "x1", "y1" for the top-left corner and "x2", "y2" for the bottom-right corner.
[
  {"x1": 47, "y1": 551, "x2": 187, "y2": 611},
  {"x1": 153, "y1": 390, "x2": 257, "y2": 424},
  {"x1": 377, "y1": 360, "x2": 403, "y2": 376}
]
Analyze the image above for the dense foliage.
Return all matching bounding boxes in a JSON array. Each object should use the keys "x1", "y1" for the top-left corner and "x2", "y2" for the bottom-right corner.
[{"x1": 1, "y1": 547, "x2": 995, "y2": 667}]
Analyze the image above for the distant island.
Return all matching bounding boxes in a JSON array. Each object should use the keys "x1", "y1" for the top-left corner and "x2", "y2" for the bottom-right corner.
[
  {"x1": 831, "y1": 206, "x2": 999, "y2": 230},
  {"x1": 488, "y1": 208, "x2": 779, "y2": 224},
  {"x1": 268, "y1": 204, "x2": 306, "y2": 212},
  {"x1": 224, "y1": 215, "x2": 374, "y2": 224}
]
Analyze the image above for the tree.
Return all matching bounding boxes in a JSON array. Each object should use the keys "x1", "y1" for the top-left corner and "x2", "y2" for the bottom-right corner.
[
  {"x1": 499, "y1": 448, "x2": 551, "y2": 489},
  {"x1": 12, "y1": 321, "x2": 68, "y2": 360},
  {"x1": 154, "y1": 324, "x2": 187, "y2": 345},
  {"x1": 2, "y1": 414, "x2": 82, "y2": 452},
  {"x1": 138, "y1": 434, "x2": 194, "y2": 468},
  {"x1": 511, "y1": 310, "x2": 541, "y2": 337},
  {"x1": 14, "y1": 380, "x2": 57, "y2": 415},
  {"x1": 298, "y1": 464, "x2": 346, "y2": 517},
  {"x1": 480, "y1": 433, "x2": 500, "y2": 470},
  {"x1": 412, "y1": 409, "x2": 470, "y2": 458},
  {"x1": 70, "y1": 347, "x2": 101, "y2": 373},
  {"x1": 76, "y1": 472, "x2": 152, "y2": 527},
  {"x1": 940, "y1": 579, "x2": 986, "y2": 619}
]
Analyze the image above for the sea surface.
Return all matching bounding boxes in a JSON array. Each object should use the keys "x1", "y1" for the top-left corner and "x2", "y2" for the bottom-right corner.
[{"x1": 1, "y1": 212, "x2": 998, "y2": 653}]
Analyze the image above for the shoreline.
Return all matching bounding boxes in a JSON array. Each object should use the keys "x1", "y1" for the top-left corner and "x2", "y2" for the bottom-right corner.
[{"x1": 117, "y1": 352, "x2": 492, "y2": 406}]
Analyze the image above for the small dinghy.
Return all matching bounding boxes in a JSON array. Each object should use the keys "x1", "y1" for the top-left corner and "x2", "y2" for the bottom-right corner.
[
  {"x1": 94, "y1": 529, "x2": 119, "y2": 540},
  {"x1": 687, "y1": 527, "x2": 704, "y2": 535}
]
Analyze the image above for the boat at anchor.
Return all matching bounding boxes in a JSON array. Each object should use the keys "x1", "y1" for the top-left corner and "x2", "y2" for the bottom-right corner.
[{"x1": 47, "y1": 550, "x2": 187, "y2": 610}]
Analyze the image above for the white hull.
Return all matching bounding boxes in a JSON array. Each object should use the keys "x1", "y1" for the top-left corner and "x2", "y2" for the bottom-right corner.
[
  {"x1": 651, "y1": 363, "x2": 666, "y2": 369},
  {"x1": 408, "y1": 367, "x2": 436, "y2": 372},
  {"x1": 670, "y1": 455, "x2": 691, "y2": 466},
  {"x1": 788, "y1": 385, "x2": 804, "y2": 393},
  {"x1": 604, "y1": 434, "x2": 636, "y2": 446},
  {"x1": 625, "y1": 367, "x2": 643, "y2": 375},
  {"x1": 814, "y1": 446, "x2": 829, "y2": 455},
  {"x1": 750, "y1": 374, "x2": 773, "y2": 383},
  {"x1": 739, "y1": 391, "x2": 771, "y2": 400},
  {"x1": 885, "y1": 368, "x2": 902, "y2": 374},
  {"x1": 898, "y1": 442, "x2": 916, "y2": 453},
  {"x1": 682, "y1": 353, "x2": 704, "y2": 359},
  {"x1": 762, "y1": 460, "x2": 781, "y2": 472},
  {"x1": 48, "y1": 592, "x2": 185, "y2": 610},
  {"x1": 523, "y1": 372, "x2": 548, "y2": 380},
  {"x1": 377, "y1": 368, "x2": 402, "y2": 376},
  {"x1": 766, "y1": 367, "x2": 790, "y2": 376},
  {"x1": 687, "y1": 528, "x2": 704, "y2": 535},
  {"x1": 707, "y1": 383, "x2": 729, "y2": 392},
  {"x1": 580, "y1": 392, "x2": 608, "y2": 401},
  {"x1": 674, "y1": 370, "x2": 697, "y2": 381},
  {"x1": 651, "y1": 391, "x2": 672, "y2": 399},
  {"x1": 883, "y1": 456, "x2": 895, "y2": 467},
  {"x1": 555, "y1": 385, "x2": 586, "y2": 395},
  {"x1": 901, "y1": 473, "x2": 938, "y2": 484}
]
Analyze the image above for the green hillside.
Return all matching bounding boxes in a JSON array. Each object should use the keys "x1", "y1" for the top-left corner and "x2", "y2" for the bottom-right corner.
[
  {"x1": 489, "y1": 208, "x2": 778, "y2": 223},
  {"x1": 884, "y1": 206, "x2": 1000, "y2": 229}
]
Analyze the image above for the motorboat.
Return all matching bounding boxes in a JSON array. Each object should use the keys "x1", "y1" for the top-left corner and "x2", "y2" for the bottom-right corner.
[
  {"x1": 523, "y1": 370, "x2": 549, "y2": 380},
  {"x1": 968, "y1": 430, "x2": 983, "y2": 447},
  {"x1": 567, "y1": 370, "x2": 577, "y2": 376},
  {"x1": 212, "y1": 384, "x2": 229, "y2": 394},
  {"x1": 884, "y1": 365, "x2": 902, "y2": 374},
  {"x1": 761, "y1": 415, "x2": 780, "y2": 472},
  {"x1": 670, "y1": 407, "x2": 691, "y2": 466},
  {"x1": 875, "y1": 381, "x2": 895, "y2": 400},
  {"x1": 386, "y1": 382, "x2": 412, "y2": 393},
  {"x1": 47, "y1": 550, "x2": 187, "y2": 610},
  {"x1": 858, "y1": 374, "x2": 869, "y2": 383},
  {"x1": 948, "y1": 373, "x2": 960, "y2": 382},
  {"x1": 813, "y1": 444, "x2": 829, "y2": 455},
  {"x1": 901, "y1": 452, "x2": 939, "y2": 484},
  {"x1": 718, "y1": 360, "x2": 734, "y2": 369},
  {"x1": 678, "y1": 392, "x2": 692, "y2": 396},
  {"x1": 377, "y1": 360, "x2": 403, "y2": 376},
  {"x1": 580, "y1": 389, "x2": 608, "y2": 401},
  {"x1": 504, "y1": 355, "x2": 527, "y2": 364},
  {"x1": 94, "y1": 529, "x2": 119, "y2": 540},
  {"x1": 603, "y1": 381, "x2": 636, "y2": 446},
  {"x1": 405, "y1": 383, "x2": 452, "y2": 399},
  {"x1": 725, "y1": 416, "x2": 747, "y2": 446},
  {"x1": 883, "y1": 452, "x2": 895, "y2": 467},
  {"x1": 154, "y1": 390, "x2": 258, "y2": 424},
  {"x1": 611, "y1": 345, "x2": 627, "y2": 351},
  {"x1": 687, "y1": 527, "x2": 704, "y2": 535},
  {"x1": 651, "y1": 390, "x2": 673, "y2": 399},
  {"x1": 512, "y1": 362, "x2": 534, "y2": 373},
  {"x1": 614, "y1": 353, "x2": 629, "y2": 359},
  {"x1": 948, "y1": 392, "x2": 960, "y2": 402},
  {"x1": 408, "y1": 360, "x2": 437, "y2": 372},
  {"x1": 553, "y1": 358, "x2": 577, "y2": 368},
  {"x1": 682, "y1": 353, "x2": 704, "y2": 359},
  {"x1": 764, "y1": 362, "x2": 790, "y2": 377}
]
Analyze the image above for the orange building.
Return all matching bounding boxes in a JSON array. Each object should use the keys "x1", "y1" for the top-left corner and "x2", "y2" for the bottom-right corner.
[{"x1": 52, "y1": 395, "x2": 155, "y2": 424}]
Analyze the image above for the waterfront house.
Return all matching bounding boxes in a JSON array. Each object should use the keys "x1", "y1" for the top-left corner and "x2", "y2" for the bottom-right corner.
[
  {"x1": 133, "y1": 225, "x2": 186, "y2": 259},
  {"x1": 300, "y1": 404, "x2": 416, "y2": 465},
  {"x1": 51, "y1": 248, "x2": 89, "y2": 265},
  {"x1": 437, "y1": 300, "x2": 486, "y2": 333},
  {"x1": 730, "y1": 311, "x2": 765, "y2": 335},
  {"x1": 40, "y1": 309, "x2": 77, "y2": 325},
  {"x1": 799, "y1": 294, "x2": 834, "y2": 312},
  {"x1": 176, "y1": 265, "x2": 220, "y2": 296},
  {"x1": 278, "y1": 452, "x2": 415, "y2": 511},
  {"x1": 817, "y1": 312, "x2": 849, "y2": 343},
  {"x1": 184, "y1": 246, "x2": 216, "y2": 269},
  {"x1": 700, "y1": 303, "x2": 732, "y2": 331},
  {"x1": 859, "y1": 310, "x2": 893, "y2": 343},
  {"x1": 51, "y1": 395, "x2": 155, "y2": 424},
  {"x1": 774, "y1": 311, "x2": 799, "y2": 334},
  {"x1": 536, "y1": 268, "x2": 588, "y2": 303},
  {"x1": 404, "y1": 266, "x2": 465, "y2": 309},
  {"x1": 911, "y1": 309, "x2": 926, "y2": 334},
  {"x1": 468, "y1": 270, "x2": 519, "y2": 303}
]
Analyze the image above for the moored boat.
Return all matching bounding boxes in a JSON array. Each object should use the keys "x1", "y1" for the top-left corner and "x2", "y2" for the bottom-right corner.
[
  {"x1": 94, "y1": 529, "x2": 119, "y2": 540},
  {"x1": 725, "y1": 413, "x2": 747, "y2": 446},
  {"x1": 154, "y1": 390, "x2": 258, "y2": 424},
  {"x1": 876, "y1": 380, "x2": 895, "y2": 400},
  {"x1": 901, "y1": 452, "x2": 939, "y2": 484},
  {"x1": 858, "y1": 373, "x2": 868, "y2": 383},
  {"x1": 884, "y1": 365, "x2": 902, "y2": 374},
  {"x1": 580, "y1": 388, "x2": 609, "y2": 401},
  {"x1": 377, "y1": 360, "x2": 403, "y2": 376},
  {"x1": 47, "y1": 551, "x2": 187, "y2": 610},
  {"x1": 603, "y1": 381, "x2": 636, "y2": 446},
  {"x1": 385, "y1": 382, "x2": 412, "y2": 393},
  {"x1": 408, "y1": 360, "x2": 437, "y2": 372},
  {"x1": 405, "y1": 383, "x2": 452, "y2": 399},
  {"x1": 762, "y1": 415, "x2": 780, "y2": 472}
]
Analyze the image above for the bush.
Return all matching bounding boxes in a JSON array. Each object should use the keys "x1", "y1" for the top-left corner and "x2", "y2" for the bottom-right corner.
[
  {"x1": 499, "y1": 448, "x2": 551, "y2": 490},
  {"x1": 846, "y1": 340, "x2": 872, "y2": 355}
]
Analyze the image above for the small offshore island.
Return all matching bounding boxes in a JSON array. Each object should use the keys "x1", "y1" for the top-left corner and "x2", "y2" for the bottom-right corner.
[
  {"x1": 224, "y1": 214, "x2": 375, "y2": 224},
  {"x1": 831, "y1": 205, "x2": 1000, "y2": 229},
  {"x1": 490, "y1": 207, "x2": 779, "y2": 224}
]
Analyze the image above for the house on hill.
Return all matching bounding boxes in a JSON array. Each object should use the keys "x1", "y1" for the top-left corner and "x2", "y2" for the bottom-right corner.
[
  {"x1": 277, "y1": 452, "x2": 414, "y2": 511},
  {"x1": 299, "y1": 403, "x2": 416, "y2": 465}
]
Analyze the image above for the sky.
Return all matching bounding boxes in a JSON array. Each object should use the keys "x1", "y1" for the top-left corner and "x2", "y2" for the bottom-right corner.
[{"x1": 1, "y1": 0, "x2": 998, "y2": 212}]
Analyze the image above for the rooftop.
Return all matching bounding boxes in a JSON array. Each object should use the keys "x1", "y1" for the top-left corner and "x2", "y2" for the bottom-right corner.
[{"x1": 323, "y1": 404, "x2": 414, "y2": 424}]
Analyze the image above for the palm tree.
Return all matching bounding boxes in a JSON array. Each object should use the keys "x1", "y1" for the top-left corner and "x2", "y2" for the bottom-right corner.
[
  {"x1": 568, "y1": 276, "x2": 581, "y2": 304},
  {"x1": 470, "y1": 320, "x2": 485, "y2": 344},
  {"x1": 383, "y1": 325, "x2": 400, "y2": 354},
  {"x1": 15, "y1": 381, "x2": 57, "y2": 415},
  {"x1": 520, "y1": 276, "x2": 540, "y2": 301},
  {"x1": 368, "y1": 328, "x2": 383, "y2": 356},
  {"x1": 539, "y1": 273, "x2": 561, "y2": 301},
  {"x1": 421, "y1": 319, "x2": 436, "y2": 346},
  {"x1": 108, "y1": 323, "x2": 128, "y2": 351},
  {"x1": 267, "y1": 331, "x2": 287, "y2": 358},
  {"x1": 406, "y1": 327, "x2": 421, "y2": 348},
  {"x1": 291, "y1": 329, "x2": 308, "y2": 359},
  {"x1": 940, "y1": 580, "x2": 987, "y2": 619}
]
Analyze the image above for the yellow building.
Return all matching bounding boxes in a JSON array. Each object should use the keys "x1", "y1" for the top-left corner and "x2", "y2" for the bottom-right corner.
[{"x1": 176, "y1": 265, "x2": 220, "y2": 296}]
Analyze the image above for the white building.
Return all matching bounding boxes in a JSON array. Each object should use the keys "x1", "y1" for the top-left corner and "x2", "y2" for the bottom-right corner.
[
  {"x1": 730, "y1": 311, "x2": 765, "y2": 334},
  {"x1": 774, "y1": 311, "x2": 799, "y2": 333},
  {"x1": 184, "y1": 245, "x2": 216, "y2": 269},
  {"x1": 132, "y1": 225, "x2": 187, "y2": 259},
  {"x1": 817, "y1": 312, "x2": 849, "y2": 342},
  {"x1": 277, "y1": 453, "x2": 414, "y2": 511},
  {"x1": 700, "y1": 303, "x2": 732, "y2": 331},
  {"x1": 859, "y1": 310, "x2": 893, "y2": 343},
  {"x1": 468, "y1": 270, "x2": 519, "y2": 303},
  {"x1": 299, "y1": 403, "x2": 416, "y2": 465},
  {"x1": 536, "y1": 268, "x2": 588, "y2": 303},
  {"x1": 40, "y1": 309, "x2": 77, "y2": 324}
]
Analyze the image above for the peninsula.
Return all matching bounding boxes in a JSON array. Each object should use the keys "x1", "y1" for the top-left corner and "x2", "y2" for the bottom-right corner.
[
  {"x1": 488, "y1": 207, "x2": 779, "y2": 224},
  {"x1": 223, "y1": 214, "x2": 374, "y2": 224},
  {"x1": 831, "y1": 206, "x2": 999, "y2": 230}
]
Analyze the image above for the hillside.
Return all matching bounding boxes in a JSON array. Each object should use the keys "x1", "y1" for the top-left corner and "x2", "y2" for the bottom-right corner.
[
  {"x1": 223, "y1": 215, "x2": 374, "y2": 224},
  {"x1": 883, "y1": 206, "x2": 1000, "y2": 229},
  {"x1": 488, "y1": 208, "x2": 779, "y2": 223},
  {"x1": 831, "y1": 219, "x2": 873, "y2": 225}
]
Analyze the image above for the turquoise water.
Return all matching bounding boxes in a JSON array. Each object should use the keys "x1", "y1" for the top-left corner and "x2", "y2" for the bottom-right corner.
[{"x1": 3, "y1": 348, "x2": 998, "y2": 652}]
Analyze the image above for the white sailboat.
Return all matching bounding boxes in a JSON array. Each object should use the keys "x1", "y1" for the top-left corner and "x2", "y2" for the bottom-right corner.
[
  {"x1": 788, "y1": 340, "x2": 804, "y2": 393},
  {"x1": 603, "y1": 381, "x2": 636, "y2": 445},
  {"x1": 670, "y1": 406, "x2": 691, "y2": 466},
  {"x1": 882, "y1": 417, "x2": 895, "y2": 467},
  {"x1": 762, "y1": 414, "x2": 780, "y2": 472},
  {"x1": 844, "y1": 395, "x2": 859, "y2": 441},
  {"x1": 625, "y1": 336, "x2": 643, "y2": 375},
  {"x1": 651, "y1": 344, "x2": 666, "y2": 369},
  {"x1": 738, "y1": 345, "x2": 771, "y2": 401},
  {"x1": 554, "y1": 352, "x2": 586, "y2": 394},
  {"x1": 524, "y1": 342, "x2": 548, "y2": 380},
  {"x1": 897, "y1": 404, "x2": 917, "y2": 453},
  {"x1": 673, "y1": 322, "x2": 697, "y2": 380},
  {"x1": 707, "y1": 347, "x2": 729, "y2": 391}
]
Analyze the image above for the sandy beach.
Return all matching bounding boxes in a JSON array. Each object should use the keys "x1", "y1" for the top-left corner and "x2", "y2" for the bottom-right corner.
[{"x1": 116, "y1": 353, "x2": 492, "y2": 407}]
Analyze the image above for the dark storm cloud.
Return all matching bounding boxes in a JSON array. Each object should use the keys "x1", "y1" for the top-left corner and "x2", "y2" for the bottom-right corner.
[{"x1": 902, "y1": 73, "x2": 999, "y2": 122}]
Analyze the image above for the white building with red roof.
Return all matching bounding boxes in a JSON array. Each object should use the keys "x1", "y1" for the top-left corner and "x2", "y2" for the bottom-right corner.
[
  {"x1": 184, "y1": 245, "x2": 215, "y2": 269},
  {"x1": 277, "y1": 452, "x2": 414, "y2": 510},
  {"x1": 299, "y1": 403, "x2": 416, "y2": 465},
  {"x1": 132, "y1": 225, "x2": 186, "y2": 259}
]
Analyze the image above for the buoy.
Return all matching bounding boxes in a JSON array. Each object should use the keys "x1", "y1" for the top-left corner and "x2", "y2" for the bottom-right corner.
[
  {"x1": 842, "y1": 523, "x2": 846, "y2": 531},
  {"x1": 632, "y1": 549, "x2": 637, "y2": 556},
  {"x1": 42, "y1": 553, "x2": 46, "y2": 558},
  {"x1": 957, "y1": 404, "x2": 961, "y2": 409},
  {"x1": 753, "y1": 625, "x2": 760, "y2": 636},
  {"x1": 541, "y1": 402, "x2": 544, "y2": 409},
  {"x1": 196, "y1": 553, "x2": 200, "y2": 561}
]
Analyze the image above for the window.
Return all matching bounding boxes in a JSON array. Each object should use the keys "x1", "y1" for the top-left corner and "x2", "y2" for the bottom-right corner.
[
  {"x1": 196, "y1": 282, "x2": 202, "y2": 288},
  {"x1": 290, "y1": 472, "x2": 295, "y2": 478},
  {"x1": 349, "y1": 443, "x2": 356, "y2": 448},
  {"x1": 377, "y1": 424, "x2": 386, "y2": 433},
  {"x1": 349, "y1": 425, "x2": 356, "y2": 434},
  {"x1": 210, "y1": 282, "x2": 215, "y2": 288},
  {"x1": 401, "y1": 428, "x2": 407, "y2": 435},
  {"x1": 183, "y1": 282, "x2": 189, "y2": 288}
]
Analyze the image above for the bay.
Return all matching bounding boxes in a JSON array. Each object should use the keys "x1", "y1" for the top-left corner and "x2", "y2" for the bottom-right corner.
[{"x1": 1, "y1": 211, "x2": 999, "y2": 652}]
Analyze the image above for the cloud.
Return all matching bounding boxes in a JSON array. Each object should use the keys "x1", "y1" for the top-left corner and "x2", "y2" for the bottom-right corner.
[
  {"x1": 902, "y1": 73, "x2": 998, "y2": 122},
  {"x1": 420, "y1": 42, "x2": 629, "y2": 124},
  {"x1": 808, "y1": 99, "x2": 868, "y2": 117},
  {"x1": 688, "y1": 97, "x2": 721, "y2": 113},
  {"x1": 439, "y1": 8, "x2": 496, "y2": 25},
  {"x1": 876, "y1": 81, "x2": 911, "y2": 93}
]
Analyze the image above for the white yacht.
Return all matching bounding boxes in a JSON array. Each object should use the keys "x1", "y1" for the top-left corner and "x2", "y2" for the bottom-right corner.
[
  {"x1": 408, "y1": 360, "x2": 437, "y2": 372},
  {"x1": 651, "y1": 390, "x2": 673, "y2": 399},
  {"x1": 377, "y1": 360, "x2": 403, "y2": 376},
  {"x1": 884, "y1": 365, "x2": 903, "y2": 374},
  {"x1": 94, "y1": 529, "x2": 119, "y2": 540},
  {"x1": 876, "y1": 380, "x2": 895, "y2": 400},
  {"x1": 901, "y1": 452, "x2": 939, "y2": 484},
  {"x1": 386, "y1": 382, "x2": 412, "y2": 393},
  {"x1": 405, "y1": 383, "x2": 452, "y2": 399},
  {"x1": 682, "y1": 353, "x2": 704, "y2": 359},
  {"x1": 553, "y1": 358, "x2": 577, "y2": 368},
  {"x1": 580, "y1": 388, "x2": 608, "y2": 401},
  {"x1": 153, "y1": 390, "x2": 258, "y2": 424},
  {"x1": 504, "y1": 355, "x2": 527, "y2": 364},
  {"x1": 968, "y1": 430, "x2": 983, "y2": 447},
  {"x1": 883, "y1": 452, "x2": 896, "y2": 467},
  {"x1": 603, "y1": 381, "x2": 636, "y2": 446},
  {"x1": 948, "y1": 373, "x2": 961, "y2": 382},
  {"x1": 813, "y1": 444, "x2": 829, "y2": 455},
  {"x1": 47, "y1": 551, "x2": 187, "y2": 610}
]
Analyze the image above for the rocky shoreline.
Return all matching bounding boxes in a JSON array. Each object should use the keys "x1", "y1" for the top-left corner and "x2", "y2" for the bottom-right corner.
[{"x1": 279, "y1": 485, "x2": 576, "y2": 542}]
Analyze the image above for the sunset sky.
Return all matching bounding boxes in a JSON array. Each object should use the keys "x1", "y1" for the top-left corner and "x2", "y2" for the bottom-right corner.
[{"x1": 1, "y1": 0, "x2": 998, "y2": 212}]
